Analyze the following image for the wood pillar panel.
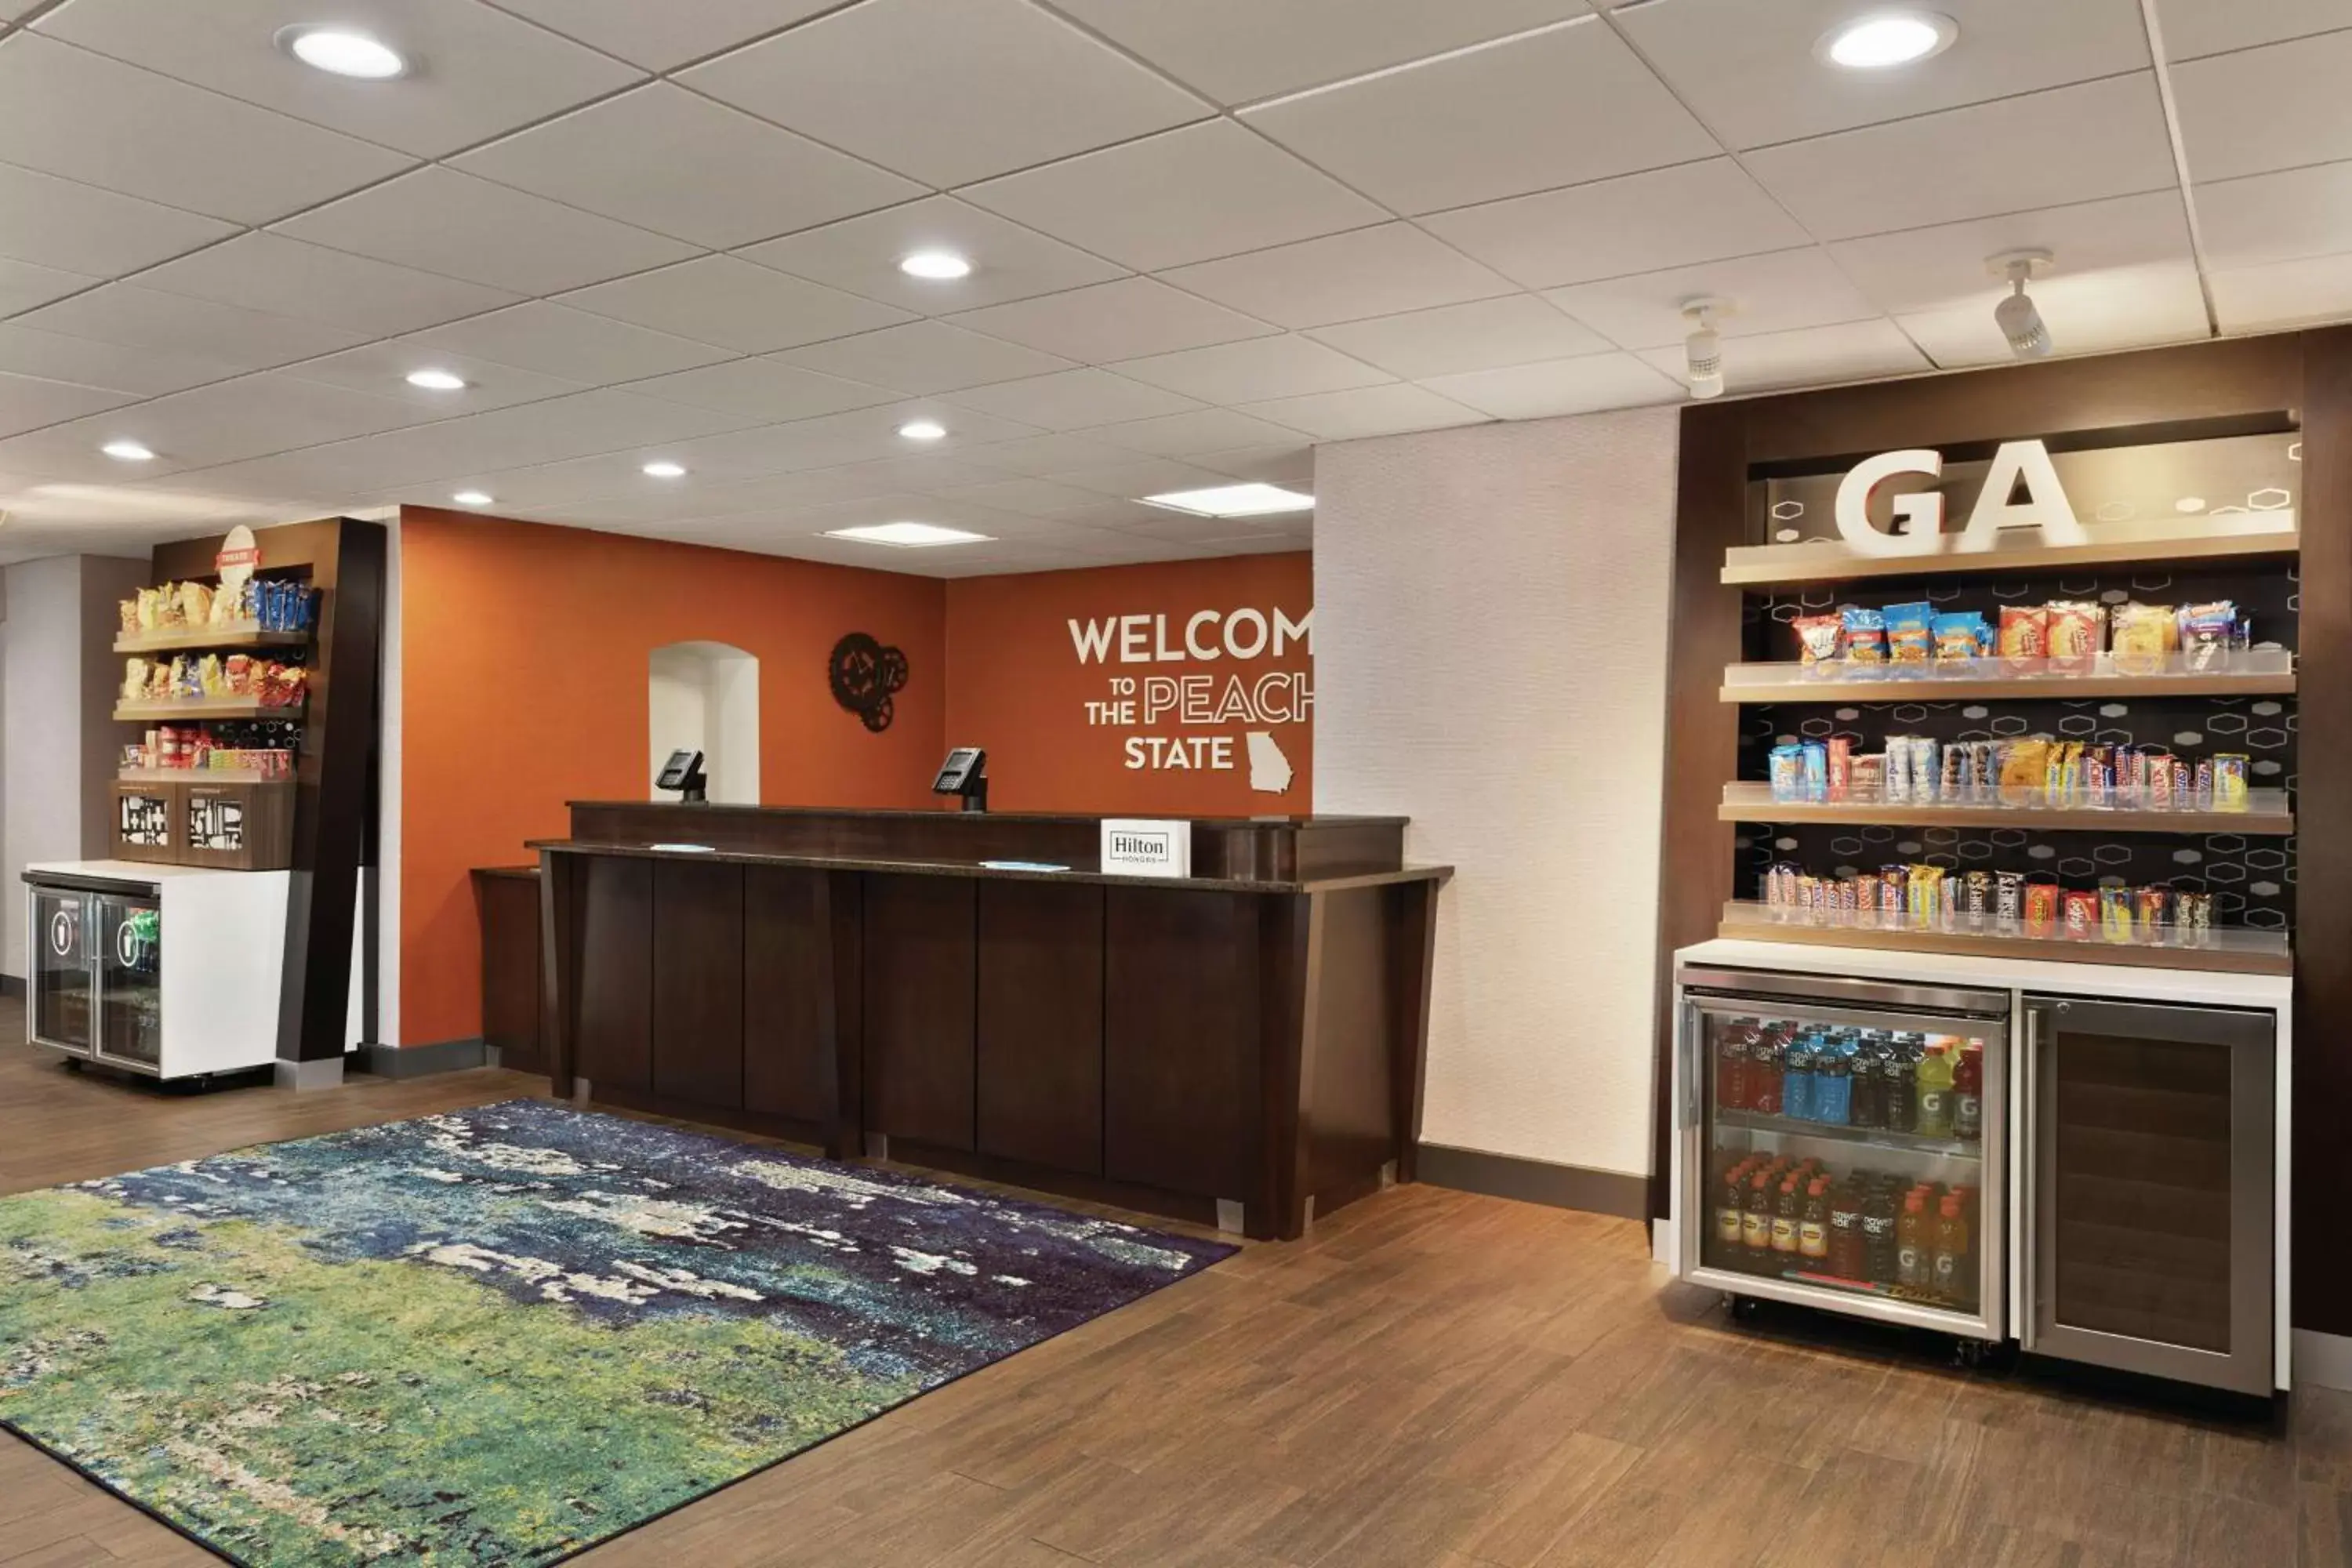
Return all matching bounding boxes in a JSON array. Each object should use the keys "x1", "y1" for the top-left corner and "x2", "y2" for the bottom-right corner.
[
  {"x1": 575, "y1": 855, "x2": 654, "y2": 1095},
  {"x1": 975, "y1": 880, "x2": 1105, "y2": 1175},
  {"x1": 652, "y1": 859, "x2": 744, "y2": 1108},
  {"x1": 1105, "y1": 887, "x2": 1258, "y2": 1203},
  {"x1": 473, "y1": 869, "x2": 543, "y2": 1075},
  {"x1": 1302, "y1": 887, "x2": 1395, "y2": 1207},
  {"x1": 743, "y1": 866, "x2": 858, "y2": 1145},
  {"x1": 862, "y1": 873, "x2": 977, "y2": 1152}
]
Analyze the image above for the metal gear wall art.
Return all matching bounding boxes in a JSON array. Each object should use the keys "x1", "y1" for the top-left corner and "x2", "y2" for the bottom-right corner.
[{"x1": 829, "y1": 631, "x2": 909, "y2": 733}]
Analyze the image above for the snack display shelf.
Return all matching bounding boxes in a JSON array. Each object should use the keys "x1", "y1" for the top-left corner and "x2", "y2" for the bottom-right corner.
[
  {"x1": 113, "y1": 625, "x2": 308, "y2": 654},
  {"x1": 1719, "y1": 514, "x2": 2298, "y2": 588},
  {"x1": 113, "y1": 699, "x2": 305, "y2": 722},
  {"x1": 1712, "y1": 1106, "x2": 1980, "y2": 1160},
  {"x1": 1719, "y1": 781, "x2": 2293, "y2": 834},
  {"x1": 1717, "y1": 901, "x2": 2292, "y2": 976},
  {"x1": 116, "y1": 768, "x2": 289, "y2": 786},
  {"x1": 1718, "y1": 649, "x2": 2296, "y2": 704}
]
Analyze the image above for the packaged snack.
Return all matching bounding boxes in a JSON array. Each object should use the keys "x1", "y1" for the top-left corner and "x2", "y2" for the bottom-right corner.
[
  {"x1": 1849, "y1": 753, "x2": 1886, "y2": 801},
  {"x1": 1962, "y1": 869, "x2": 1991, "y2": 919},
  {"x1": 119, "y1": 658, "x2": 147, "y2": 703},
  {"x1": 1941, "y1": 741, "x2": 1968, "y2": 800},
  {"x1": 1884, "y1": 736, "x2": 1912, "y2": 804},
  {"x1": 1932, "y1": 612, "x2": 1986, "y2": 664},
  {"x1": 1907, "y1": 865, "x2": 1944, "y2": 922},
  {"x1": 1994, "y1": 870, "x2": 2024, "y2": 924},
  {"x1": 2136, "y1": 887, "x2": 2170, "y2": 931},
  {"x1": 197, "y1": 654, "x2": 225, "y2": 696},
  {"x1": 2180, "y1": 601, "x2": 2238, "y2": 672},
  {"x1": 1880, "y1": 867, "x2": 1905, "y2": 916},
  {"x1": 2172, "y1": 756, "x2": 2193, "y2": 802},
  {"x1": 2194, "y1": 757, "x2": 2214, "y2": 808},
  {"x1": 1800, "y1": 739, "x2": 1828, "y2": 800},
  {"x1": 2083, "y1": 745, "x2": 2114, "y2": 807},
  {"x1": 1828, "y1": 736, "x2": 1852, "y2": 800},
  {"x1": 1884, "y1": 602, "x2": 1935, "y2": 663},
  {"x1": 223, "y1": 654, "x2": 252, "y2": 695},
  {"x1": 1909, "y1": 737, "x2": 1939, "y2": 802},
  {"x1": 1794, "y1": 614, "x2": 1844, "y2": 667},
  {"x1": 2024, "y1": 881, "x2": 2060, "y2": 937},
  {"x1": 2045, "y1": 601, "x2": 2104, "y2": 675},
  {"x1": 2099, "y1": 886, "x2": 2134, "y2": 944},
  {"x1": 2000, "y1": 737, "x2": 2049, "y2": 806},
  {"x1": 2177, "y1": 891, "x2": 2213, "y2": 931},
  {"x1": 2147, "y1": 751, "x2": 2177, "y2": 808},
  {"x1": 1841, "y1": 606, "x2": 1885, "y2": 666},
  {"x1": 2109, "y1": 602, "x2": 2173, "y2": 675},
  {"x1": 210, "y1": 580, "x2": 248, "y2": 628},
  {"x1": 1998, "y1": 604, "x2": 2049, "y2": 670},
  {"x1": 176, "y1": 581, "x2": 213, "y2": 630},
  {"x1": 118, "y1": 598, "x2": 140, "y2": 635},
  {"x1": 2063, "y1": 890, "x2": 2099, "y2": 940},
  {"x1": 2212, "y1": 753, "x2": 2250, "y2": 811},
  {"x1": 1769, "y1": 743, "x2": 1802, "y2": 802}
]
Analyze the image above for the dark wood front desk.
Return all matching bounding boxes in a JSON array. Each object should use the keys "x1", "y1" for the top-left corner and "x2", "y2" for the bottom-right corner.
[{"x1": 532, "y1": 804, "x2": 1448, "y2": 1240}]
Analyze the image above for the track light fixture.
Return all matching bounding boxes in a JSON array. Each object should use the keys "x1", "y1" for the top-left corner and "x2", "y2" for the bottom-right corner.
[
  {"x1": 1989, "y1": 249, "x2": 2054, "y2": 361},
  {"x1": 1681, "y1": 296, "x2": 1734, "y2": 400}
]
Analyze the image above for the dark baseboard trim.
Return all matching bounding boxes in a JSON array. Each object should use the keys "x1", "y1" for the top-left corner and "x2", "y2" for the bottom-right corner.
[
  {"x1": 360, "y1": 1037, "x2": 487, "y2": 1080},
  {"x1": 1417, "y1": 1142, "x2": 1650, "y2": 1221},
  {"x1": 0, "y1": 974, "x2": 22, "y2": 999}
]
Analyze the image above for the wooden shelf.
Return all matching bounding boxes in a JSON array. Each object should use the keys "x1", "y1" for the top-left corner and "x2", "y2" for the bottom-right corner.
[
  {"x1": 118, "y1": 768, "x2": 289, "y2": 786},
  {"x1": 114, "y1": 699, "x2": 304, "y2": 722},
  {"x1": 114, "y1": 624, "x2": 307, "y2": 654},
  {"x1": 1718, "y1": 902, "x2": 2292, "y2": 977},
  {"x1": 1719, "y1": 651, "x2": 2296, "y2": 705},
  {"x1": 1719, "y1": 782, "x2": 2293, "y2": 834},
  {"x1": 1721, "y1": 514, "x2": 2298, "y2": 588}
]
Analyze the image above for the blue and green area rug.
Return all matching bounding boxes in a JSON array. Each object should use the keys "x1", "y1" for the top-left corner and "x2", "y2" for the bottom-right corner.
[{"x1": 0, "y1": 1101, "x2": 1232, "y2": 1566}]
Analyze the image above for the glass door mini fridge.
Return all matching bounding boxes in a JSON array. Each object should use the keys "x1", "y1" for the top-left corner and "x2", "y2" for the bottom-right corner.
[
  {"x1": 28, "y1": 875, "x2": 165, "y2": 1074},
  {"x1": 1676, "y1": 964, "x2": 2010, "y2": 1349}
]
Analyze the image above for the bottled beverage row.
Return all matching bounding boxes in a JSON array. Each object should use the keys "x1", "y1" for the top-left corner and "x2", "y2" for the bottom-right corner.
[
  {"x1": 1713, "y1": 1017, "x2": 1984, "y2": 1142},
  {"x1": 1709, "y1": 1152, "x2": 1979, "y2": 1310}
]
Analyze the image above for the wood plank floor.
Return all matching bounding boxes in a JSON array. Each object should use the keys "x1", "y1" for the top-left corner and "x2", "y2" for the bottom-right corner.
[{"x1": 2, "y1": 1003, "x2": 2347, "y2": 1567}]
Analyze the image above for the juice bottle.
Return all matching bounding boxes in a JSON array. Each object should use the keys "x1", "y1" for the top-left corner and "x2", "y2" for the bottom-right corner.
[
  {"x1": 1799, "y1": 1178, "x2": 1831, "y2": 1263},
  {"x1": 1743, "y1": 1171, "x2": 1776, "y2": 1269},
  {"x1": 1861, "y1": 1181, "x2": 1899, "y2": 1284},
  {"x1": 1882, "y1": 1036, "x2": 1918, "y2": 1132},
  {"x1": 1828, "y1": 1179, "x2": 1866, "y2": 1278},
  {"x1": 1771, "y1": 1175, "x2": 1804, "y2": 1262},
  {"x1": 1933, "y1": 1194, "x2": 1972, "y2": 1305},
  {"x1": 1751, "y1": 1023, "x2": 1784, "y2": 1116},
  {"x1": 1896, "y1": 1192, "x2": 1931, "y2": 1287},
  {"x1": 1954, "y1": 1043, "x2": 1984, "y2": 1142},
  {"x1": 1915, "y1": 1037, "x2": 1957, "y2": 1138},
  {"x1": 1714, "y1": 1158, "x2": 1751, "y2": 1258},
  {"x1": 1719, "y1": 1018, "x2": 1754, "y2": 1112}
]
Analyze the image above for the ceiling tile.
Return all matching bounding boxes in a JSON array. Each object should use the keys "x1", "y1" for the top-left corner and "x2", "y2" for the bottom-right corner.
[
  {"x1": 940, "y1": 368, "x2": 1203, "y2": 430},
  {"x1": 622, "y1": 358, "x2": 898, "y2": 420},
  {"x1": 1158, "y1": 223, "x2": 1515, "y2": 330},
  {"x1": 1743, "y1": 74, "x2": 2178, "y2": 241},
  {"x1": 0, "y1": 323, "x2": 249, "y2": 396},
  {"x1": 2197, "y1": 162, "x2": 2352, "y2": 270},
  {"x1": 35, "y1": 0, "x2": 643, "y2": 159},
  {"x1": 557, "y1": 255, "x2": 911, "y2": 353},
  {"x1": 0, "y1": 257, "x2": 100, "y2": 317},
  {"x1": 2173, "y1": 31, "x2": 2352, "y2": 183},
  {"x1": 275, "y1": 341, "x2": 590, "y2": 414},
  {"x1": 0, "y1": 32, "x2": 411, "y2": 223},
  {"x1": 0, "y1": 162, "x2": 238, "y2": 278},
  {"x1": 959, "y1": 119, "x2": 1385, "y2": 271},
  {"x1": 1897, "y1": 260, "x2": 2209, "y2": 365},
  {"x1": 1043, "y1": 0, "x2": 1588, "y2": 106},
  {"x1": 778, "y1": 319, "x2": 1076, "y2": 393},
  {"x1": 679, "y1": 0, "x2": 1210, "y2": 187},
  {"x1": 1419, "y1": 350, "x2": 1682, "y2": 418},
  {"x1": 949, "y1": 278, "x2": 1274, "y2": 362},
  {"x1": 1109, "y1": 334, "x2": 1392, "y2": 403},
  {"x1": 488, "y1": 0, "x2": 837, "y2": 71},
  {"x1": 1305, "y1": 295, "x2": 1609, "y2": 379},
  {"x1": 1422, "y1": 159, "x2": 1811, "y2": 289},
  {"x1": 274, "y1": 165, "x2": 701, "y2": 296},
  {"x1": 1544, "y1": 247, "x2": 1878, "y2": 350},
  {"x1": 1192, "y1": 442, "x2": 1316, "y2": 484},
  {"x1": 1826, "y1": 190, "x2": 2194, "y2": 314},
  {"x1": 136, "y1": 233, "x2": 519, "y2": 337},
  {"x1": 739, "y1": 195, "x2": 1127, "y2": 313},
  {"x1": 1236, "y1": 383, "x2": 1486, "y2": 441},
  {"x1": 14, "y1": 285, "x2": 368, "y2": 375},
  {"x1": 1621, "y1": 0, "x2": 2151, "y2": 151},
  {"x1": 402, "y1": 302, "x2": 735, "y2": 383},
  {"x1": 931, "y1": 475, "x2": 1128, "y2": 518},
  {"x1": 2156, "y1": 0, "x2": 2352, "y2": 60},
  {"x1": 1045, "y1": 457, "x2": 1240, "y2": 499},
  {"x1": 1640, "y1": 317, "x2": 1932, "y2": 390},
  {"x1": 953, "y1": 434, "x2": 1149, "y2": 475},
  {"x1": 0, "y1": 371, "x2": 134, "y2": 439},
  {"x1": 454, "y1": 83, "x2": 920, "y2": 250},
  {"x1": 0, "y1": 372, "x2": 434, "y2": 478},
  {"x1": 2209, "y1": 249, "x2": 2352, "y2": 332},
  {"x1": 1085, "y1": 408, "x2": 1311, "y2": 458},
  {"x1": 1241, "y1": 20, "x2": 1719, "y2": 216}
]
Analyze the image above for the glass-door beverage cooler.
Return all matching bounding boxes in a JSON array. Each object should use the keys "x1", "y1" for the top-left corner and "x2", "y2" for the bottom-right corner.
[
  {"x1": 27, "y1": 874, "x2": 165, "y2": 1075},
  {"x1": 1676, "y1": 965, "x2": 2011, "y2": 1348}
]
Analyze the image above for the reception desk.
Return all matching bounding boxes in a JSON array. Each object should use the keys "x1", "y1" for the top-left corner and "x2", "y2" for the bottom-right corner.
[{"x1": 532, "y1": 804, "x2": 1448, "y2": 1240}]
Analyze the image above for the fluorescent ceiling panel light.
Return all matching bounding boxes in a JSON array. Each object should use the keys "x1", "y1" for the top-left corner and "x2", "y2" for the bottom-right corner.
[
  {"x1": 641, "y1": 460, "x2": 688, "y2": 477},
  {"x1": 452, "y1": 490, "x2": 493, "y2": 506},
  {"x1": 1818, "y1": 11, "x2": 1956, "y2": 69},
  {"x1": 823, "y1": 521, "x2": 993, "y2": 547},
  {"x1": 899, "y1": 250, "x2": 973, "y2": 280},
  {"x1": 897, "y1": 419, "x2": 948, "y2": 441},
  {"x1": 101, "y1": 440, "x2": 156, "y2": 462},
  {"x1": 1141, "y1": 483, "x2": 1314, "y2": 518},
  {"x1": 279, "y1": 27, "x2": 409, "y2": 79},
  {"x1": 405, "y1": 368, "x2": 467, "y2": 390}
]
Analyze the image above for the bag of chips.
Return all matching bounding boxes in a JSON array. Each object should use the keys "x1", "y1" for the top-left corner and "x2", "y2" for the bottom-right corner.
[
  {"x1": 1885, "y1": 601, "x2": 1934, "y2": 663},
  {"x1": 1998, "y1": 604, "x2": 2048, "y2": 670},
  {"x1": 2110, "y1": 602, "x2": 2174, "y2": 675},
  {"x1": 1932, "y1": 612, "x2": 1987, "y2": 663},
  {"x1": 2045, "y1": 601, "x2": 2104, "y2": 675},
  {"x1": 1840, "y1": 605, "x2": 1885, "y2": 666},
  {"x1": 1793, "y1": 613, "x2": 1844, "y2": 666}
]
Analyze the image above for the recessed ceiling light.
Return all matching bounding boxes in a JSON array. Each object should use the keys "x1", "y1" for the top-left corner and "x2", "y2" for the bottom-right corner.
[
  {"x1": 278, "y1": 26, "x2": 409, "y2": 79},
  {"x1": 101, "y1": 440, "x2": 156, "y2": 462},
  {"x1": 405, "y1": 368, "x2": 467, "y2": 390},
  {"x1": 642, "y1": 460, "x2": 688, "y2": 478},
  {"x1": 452, "y1": 491, "x2": 493, "y2": 506},
  {"x1": 899, "y1": 250, "x2": 973, "y2": 281},
  {"x1": 1817, "y1": 10, "x2": 1956, "y2": 69},
  {"x1": 1141, "y1": 483, "x2": 1314, "y2": 518},
  {"x1": 897, "y1": 419, "x2": 948, "y2": 441},
  {"x1": 824, "y1": 521, "x2": 993, "y2": 548}
]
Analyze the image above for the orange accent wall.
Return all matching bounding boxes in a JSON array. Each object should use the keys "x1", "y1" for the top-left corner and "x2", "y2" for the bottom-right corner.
[
  {"x1": 943, "y1": 553, "x2": 1313, "y2": 816},
  {"x1": 397, "y1": 509, "x2": 946, "y2": 1047}
]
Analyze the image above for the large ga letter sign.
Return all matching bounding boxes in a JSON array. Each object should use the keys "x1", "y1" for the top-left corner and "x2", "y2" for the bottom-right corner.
[{"x1": 1833, "y1": 440, "x2": 2087, "y2": 557}]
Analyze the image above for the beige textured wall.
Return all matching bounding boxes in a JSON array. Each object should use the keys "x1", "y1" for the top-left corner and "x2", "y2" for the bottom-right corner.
[{"x1": 1313, "y1": 407, "x2": 1682, "y2": 1178}]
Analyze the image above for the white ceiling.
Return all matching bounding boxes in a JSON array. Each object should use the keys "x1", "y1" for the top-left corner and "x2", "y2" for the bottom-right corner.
[{"x1": 0, "y1": 0, "x2": 2346, "y2": 573}]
